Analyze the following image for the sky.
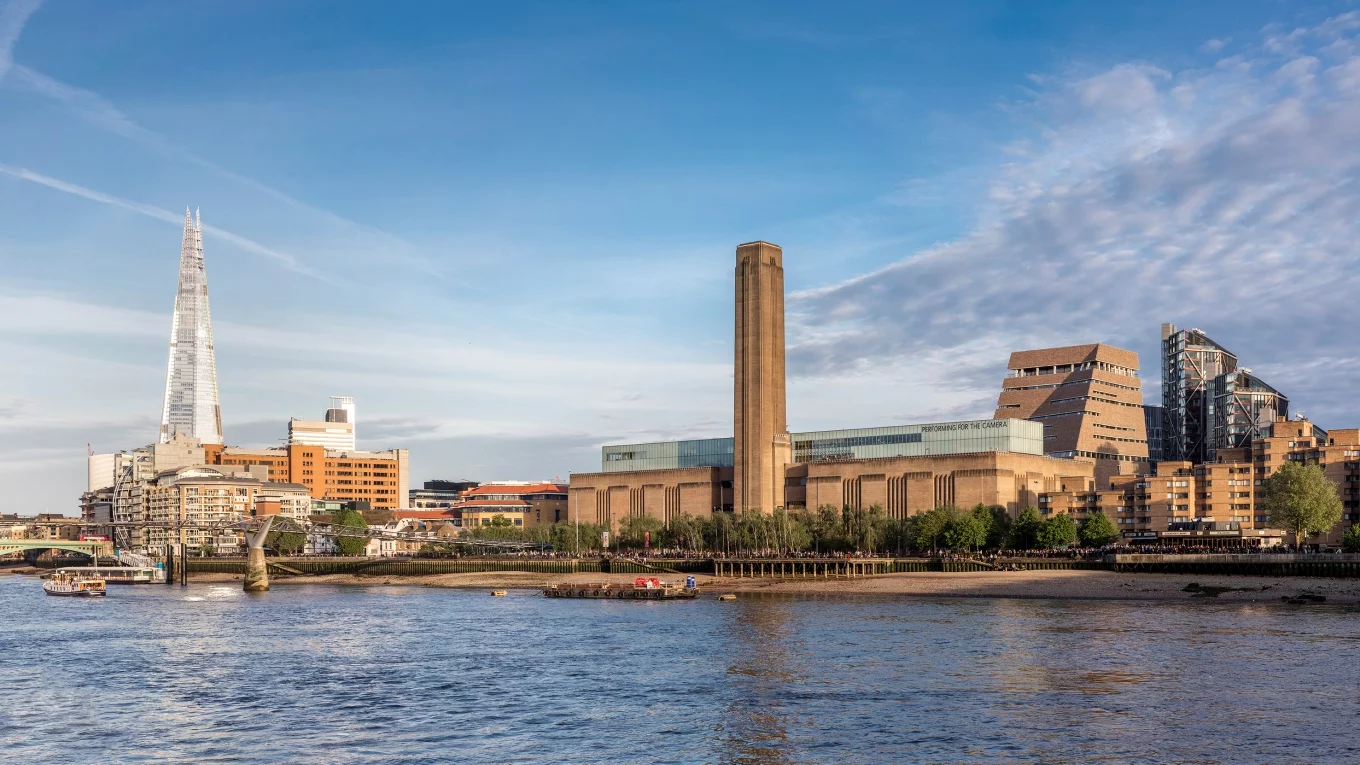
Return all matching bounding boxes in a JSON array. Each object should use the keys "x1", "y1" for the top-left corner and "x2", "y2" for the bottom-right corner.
[{"x1": 2, "y1": 0, "x2": 1359, "y2": 512}]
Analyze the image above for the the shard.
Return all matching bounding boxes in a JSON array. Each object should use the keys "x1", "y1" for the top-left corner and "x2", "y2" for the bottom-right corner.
[{"x1": 159, "y1": 208, "x2": 223, "y2": 444}]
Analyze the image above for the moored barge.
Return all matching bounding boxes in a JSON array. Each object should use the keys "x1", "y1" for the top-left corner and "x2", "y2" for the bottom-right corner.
[{"x1": 545, "y1": 576, "x2": 699, "y2": 600}]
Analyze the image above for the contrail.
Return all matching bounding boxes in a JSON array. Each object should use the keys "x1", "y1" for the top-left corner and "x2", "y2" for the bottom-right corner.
[
  {"x1": 0, "y1": 163, "x2": 323, "y2": 279},
  {"x1": 0, "y1": 0, "x2": 43, "y2": 82}
]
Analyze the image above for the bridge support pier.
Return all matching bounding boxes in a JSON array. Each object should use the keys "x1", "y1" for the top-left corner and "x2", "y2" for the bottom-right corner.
[{"x1": 243, "y1": 516, "x2": 275, "y2": 593}]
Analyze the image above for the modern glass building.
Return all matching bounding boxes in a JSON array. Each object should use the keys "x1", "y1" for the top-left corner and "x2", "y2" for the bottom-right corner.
[
  {"x1": 600, "y1": 419, "x2": 1043, "y2": 472},
  {"x1": 602, "y1": 437, "x2": 735, "y2": 472}
]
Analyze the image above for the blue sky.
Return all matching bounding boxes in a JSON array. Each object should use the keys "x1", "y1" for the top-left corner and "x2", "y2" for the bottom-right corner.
[{"x1": 2, "y1": 0, "x2": 1359, "y2": 510}]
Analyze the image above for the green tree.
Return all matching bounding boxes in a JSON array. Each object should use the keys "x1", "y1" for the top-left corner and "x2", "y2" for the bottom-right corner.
[
  {"x1": 1264, "y1": 461, "x2": 1343, "y2": 546},
  {"x1": 985, "y1": 506, "x2": 1012, "y2": 550},
  {"x1": 913, "y1": 506, "x2": 954, "y2": 552},
  {"x1": 266, "y1": 517, "x2": 307, "y2": 556},
  {"x1": 771, "y1": 508, "x2": 813, "y2": 555},
  {"x1": 619, "y1": 514, "x2": 664, "y2": 550},
  {"x1": 1036, "y1": 514, "x2": 1078, "y2": 549},
  {"x1": 942, "y1": 511, "x2": 987, "y2": 551},
  {"x1": 1342, "y1": 524, "x2": 1360, "y2": 554},
  {"x1": 1077, "y1": 510, "x2": 1120, "y2": 548},
  {"x1": 1008, "y1": 507, "x2": 1043, "y2": 550},
  {"x1": 332, "y1": 508, "x2": 371, "y2": 556},
  {"x1": 812, "y1": 505, "x2": 845, "y2": 553}
]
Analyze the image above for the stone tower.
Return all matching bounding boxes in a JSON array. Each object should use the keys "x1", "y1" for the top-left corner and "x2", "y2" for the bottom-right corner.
[
  {"x1": 159, "y1": 208, "x2": 223, "y2": 445},
  {"x1": 733, "y1": 241, "x2": 791, "y2": 513}
]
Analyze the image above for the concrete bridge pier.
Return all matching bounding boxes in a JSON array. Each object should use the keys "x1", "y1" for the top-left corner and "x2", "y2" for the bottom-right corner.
[{"x1": 243, "y1": 516, "x2": 275, "y2": 593}]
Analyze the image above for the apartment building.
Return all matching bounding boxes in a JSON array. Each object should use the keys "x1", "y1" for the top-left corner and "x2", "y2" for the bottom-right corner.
[
  {"x1": 1041, "y1": 417, "x2": 1360, "y2": 546},
  {"x1": 143, "y1": 465, "x2": 310, "y2": 551}
]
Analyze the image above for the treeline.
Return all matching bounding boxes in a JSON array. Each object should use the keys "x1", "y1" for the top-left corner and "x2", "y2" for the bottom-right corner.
[{"x1": 454, "y1": 504, "x2": 1123, "y2": 555}]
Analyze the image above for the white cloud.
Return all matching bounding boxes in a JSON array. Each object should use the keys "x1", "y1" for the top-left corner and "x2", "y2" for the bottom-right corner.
[{"x1": 788, "y1": 13, "x2": 1360, "y2": 426}]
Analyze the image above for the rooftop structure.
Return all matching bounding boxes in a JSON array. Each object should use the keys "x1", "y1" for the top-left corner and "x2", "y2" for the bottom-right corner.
[
  {"x1": 160, "y1": 208, "x2": 222, "y2": 445},
  {"x1": 600, "y1": 420, "x2": 1043, "y2": 473},
  {"x1": 994, "y1": 343, "x2": 1149, "y2": 483}
]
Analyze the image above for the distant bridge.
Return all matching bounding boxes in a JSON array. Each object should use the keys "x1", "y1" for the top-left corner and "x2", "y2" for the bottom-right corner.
[
  {"x1": 20, "y1": 519, "x2": 549, "y2": 552},
  {"x1": 0, "y1": 539, "x2": 112, "y2": 558}
]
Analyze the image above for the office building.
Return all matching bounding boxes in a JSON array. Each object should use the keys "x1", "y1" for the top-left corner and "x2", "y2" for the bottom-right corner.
[
  {"x1": 160, "y1": 208, "x2": 223, "y2": 445},
  {"x1": 409, "y1": 480, "x2": 480, "y2": 509},
  {"x1": 211, "y1": 442, "x2": 410, "y2": 510},
  {"x1": 993, "y1": 343, "x2": 1149, "y2": 483},
  {"x1": 456, "y1": 482, "x2": 568, "y2": 527},
  {"x1": 289, "y1": 398, "x2": 357, "y2": 452}
]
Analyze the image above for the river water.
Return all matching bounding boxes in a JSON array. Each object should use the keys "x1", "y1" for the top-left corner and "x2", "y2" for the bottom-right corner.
[{"x1": 1, "y1": 577, "x2": 1357, "y2": 764}]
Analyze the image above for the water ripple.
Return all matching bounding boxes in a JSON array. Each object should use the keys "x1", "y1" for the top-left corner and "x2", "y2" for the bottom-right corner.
[{"x1": 2, "y1": 580, "x2": 1358, "y2": 763}]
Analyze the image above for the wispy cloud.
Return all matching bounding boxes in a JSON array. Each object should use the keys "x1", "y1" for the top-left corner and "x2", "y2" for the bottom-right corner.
[
  {"x1": 0, "y1": 0, "x2": 42, "y2": 82},
  {"x1": 788, "y1": 13, "x2": 1360, "y2": 425},
  {"x1": 0, "y1": 163, "x2": 323, "y2": 277},
  {"x1": 1, "y1": 64, "x2": 440, "y2": 274}
]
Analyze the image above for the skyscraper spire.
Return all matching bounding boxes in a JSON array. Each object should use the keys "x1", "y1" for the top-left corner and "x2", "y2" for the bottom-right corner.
[{"x1": 159, "y1": 207, "x2": 223, "y2": 444}]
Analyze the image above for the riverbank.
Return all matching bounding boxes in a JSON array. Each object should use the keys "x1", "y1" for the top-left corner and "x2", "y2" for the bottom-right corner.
[{"x1": 180, "y1": 569, "x2": 1360, "y2": 603}]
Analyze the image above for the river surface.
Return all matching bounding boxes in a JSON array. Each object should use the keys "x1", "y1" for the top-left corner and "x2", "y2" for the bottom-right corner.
[{"x1": 2, "y1": 577, "x2": 1358, "y2": 764}]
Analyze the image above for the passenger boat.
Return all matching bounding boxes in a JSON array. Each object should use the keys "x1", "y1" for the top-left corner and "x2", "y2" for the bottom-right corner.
[
  {"x1": 56, "y1": 566, "x2": 164, "y2": 585},
  {"x1": 544, "y1": 576, "x2": 699, "y2": 600},
  {"x1": 43, "y1": 571, "x2": 107, "y2": 597}
]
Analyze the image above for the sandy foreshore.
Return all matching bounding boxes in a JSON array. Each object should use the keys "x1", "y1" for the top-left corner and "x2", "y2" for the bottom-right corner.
[{"x1": 169, "y1": 569, "x2": 1360, "y2": 603}]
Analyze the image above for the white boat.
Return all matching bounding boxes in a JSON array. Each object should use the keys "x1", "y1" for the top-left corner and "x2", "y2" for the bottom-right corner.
[
  {"x1": 43, "y1": 571, "x2": 107, "y2": 597},
  {"x1": 57, "y1": 566, "x2": 164, "y2": 585}
]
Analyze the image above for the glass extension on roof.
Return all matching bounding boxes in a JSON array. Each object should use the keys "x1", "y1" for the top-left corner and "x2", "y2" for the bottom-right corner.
[{"x1": 599, "y1": 419, "x2": 1044, "y2": 471}]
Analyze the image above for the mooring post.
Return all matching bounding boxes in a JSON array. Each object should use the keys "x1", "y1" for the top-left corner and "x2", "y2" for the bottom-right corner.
[
  {"x1": 243, "y1": 515, "x2": 275, "y2": 592},
  {"x1": 179, "y1": 543, "x2": 188, "y2": 586}
]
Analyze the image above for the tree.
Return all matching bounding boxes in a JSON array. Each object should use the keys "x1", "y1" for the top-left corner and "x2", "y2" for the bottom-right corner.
[
  {"x1": 1342, "y1": 524, "x2": 1360, "y2": 554},
  {"x1": 1036, "y1": 514, "x2": 1078, "y2": 549},
  {"x1": 942, "y1": 511, "x2": 987, "y2": 551},
  {"x1": 812, "y1": 505, "x2": 844, "y2": 553},
  {"x1": 619, "y1": 514, "x2": 664, "y2": 550},
  {"x1": 1263, "y1": 461, "x2": 1343, "y2": 546},
  {"x1": 985, "y1": 506, "x2": 1012, "y2": 550},
  {"x1": 1078, "y1": 510, "x2": 1120, "y2": 548},
  {"x1": 266, "y1": 517, "x2": 307, "y2": 556},
  {"x1": 1009, "y1": 507, "x2": 1043, "y2": 550},
  {"x1": 913, "y1": 507, "x2": 954, "y2": 552},
  {"x1": 332, "y1": 508, "x2": 371, "y2": 556}
]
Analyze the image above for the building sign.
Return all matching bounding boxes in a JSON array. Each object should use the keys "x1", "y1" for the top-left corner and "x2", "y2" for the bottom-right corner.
[
  {"x1": 921, "y1": 421, "x2": 1009, "y2": 433},
  {"x1": 602, "y1": 531, "x2": 610, "y2": 548}
]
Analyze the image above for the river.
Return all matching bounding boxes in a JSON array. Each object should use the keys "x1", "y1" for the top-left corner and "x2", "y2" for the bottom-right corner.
[{"x1": 1, "y1": 577, "x2": 1356, "y2": 764}]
